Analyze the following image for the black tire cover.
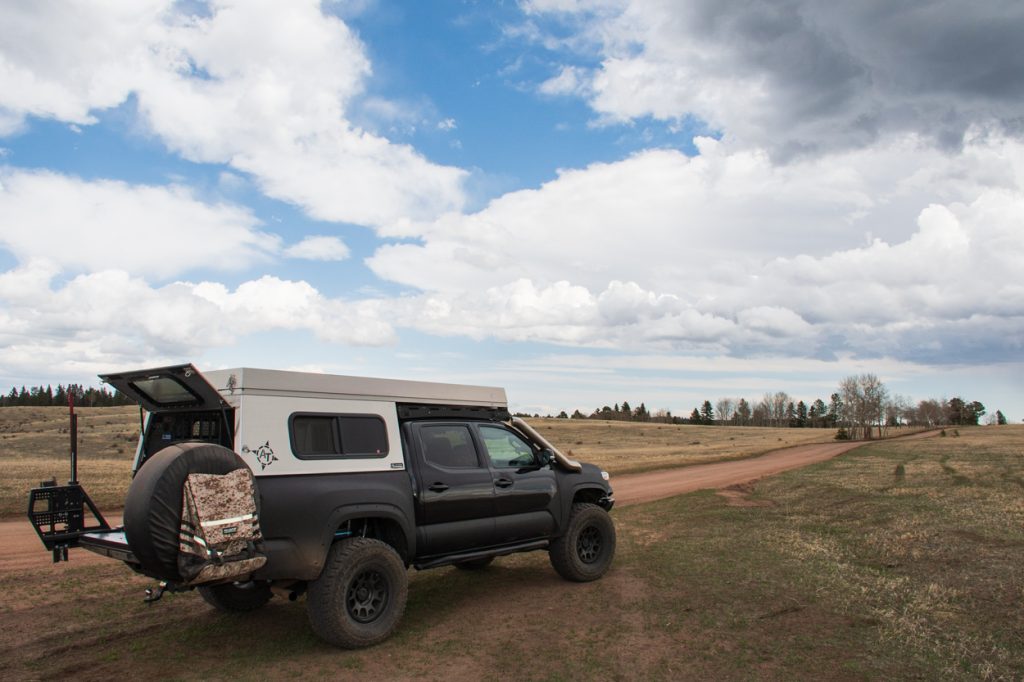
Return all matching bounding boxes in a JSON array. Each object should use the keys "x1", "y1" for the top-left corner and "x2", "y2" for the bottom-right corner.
[{"x1": 124, "y1": 441, "x2": 248, "y2": 581}]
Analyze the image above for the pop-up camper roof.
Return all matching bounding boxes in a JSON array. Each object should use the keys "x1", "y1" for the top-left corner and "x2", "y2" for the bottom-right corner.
[{"x1": 103, "y1": 363, "x2": 507, "y2": 411}]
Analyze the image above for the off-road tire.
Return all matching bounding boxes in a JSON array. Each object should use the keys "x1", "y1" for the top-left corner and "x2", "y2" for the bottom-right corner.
[
  {"x1": 549, "y1": 502, "x2": 616, "y2": 582},
  {"x1": 198, "y1": 581, "x2": 273, "y2": 612},
  {"x1": 454, "y1": 556, "x2": 494, "y2": 570},
  {"x1": 123, "y1": 441, "x2": 248, "y2": 582},
  {"x1": 307, "y1": 538, "x2": 408, "y2": 648}
]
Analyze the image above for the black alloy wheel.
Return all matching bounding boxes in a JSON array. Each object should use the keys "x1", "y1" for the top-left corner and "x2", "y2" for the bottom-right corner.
[
  {"x1": 549, "y1": 502, "x2": 617, "y2": 582},
  {"x1": 307, "y1": 537, "x2": 409, "y2": 648},
  {"x1": 347, "y1": 569, "x2": 389, "y2": 623},
  {"x1": 577, "y1": 525, "x2": 603, "y2": 563}
]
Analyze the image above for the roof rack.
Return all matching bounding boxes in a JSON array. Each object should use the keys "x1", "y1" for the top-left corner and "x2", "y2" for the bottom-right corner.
[{"x1": 396, "y1": 403, "x2": 511, "y2": 422}]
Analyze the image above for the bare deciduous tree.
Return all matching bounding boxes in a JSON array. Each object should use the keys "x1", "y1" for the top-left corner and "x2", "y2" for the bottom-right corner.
[
  {"x1": 839, "y1": 374, "x2": 888, "y2": 439},
  {"x1": 715, "y1": 398, "x2": 735, "y2": 423},
  {"x1": 768, "y1": 391, "x2": 790, "y2": 427}
]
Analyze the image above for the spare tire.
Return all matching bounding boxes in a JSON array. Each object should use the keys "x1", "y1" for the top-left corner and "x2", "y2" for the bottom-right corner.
[{"x1": 124, "y1": 441, "x2": 249, "y2": 582}]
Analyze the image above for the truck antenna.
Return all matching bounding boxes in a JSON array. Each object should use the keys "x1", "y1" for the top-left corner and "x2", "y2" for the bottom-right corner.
[{"x1": 69, "y1": 391, "x2": 78, "y2": 485}]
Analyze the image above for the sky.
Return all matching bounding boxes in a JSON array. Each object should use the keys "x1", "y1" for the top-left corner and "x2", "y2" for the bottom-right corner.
[{"x1": 1, "y1": 0, "x2": 1022, "y2": 421}]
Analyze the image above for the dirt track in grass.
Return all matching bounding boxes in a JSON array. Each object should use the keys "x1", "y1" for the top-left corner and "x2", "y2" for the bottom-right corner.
[
  {"x1": 1, "y1": 431, "x2": 937, "y2": 574},
  {"x1": 611, "y1": 429, "x2": 937, "y2": 505}
]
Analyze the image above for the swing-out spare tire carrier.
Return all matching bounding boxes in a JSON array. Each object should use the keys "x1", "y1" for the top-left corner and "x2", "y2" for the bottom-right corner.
[{"x1": 122, "y1": 441, "x2": 248, "y2": 582}]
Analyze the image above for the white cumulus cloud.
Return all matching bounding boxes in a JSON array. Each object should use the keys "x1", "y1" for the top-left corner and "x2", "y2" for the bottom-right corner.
[
  {"x1": 0, "y1": 262, "x2": 396, "y2": 382},
  {"x1": 0, "y1": 0, "x2": 466, "y2": 228},
  {"x1": 284, "y1": 236, "x2": 351, "y2": 261},
  {"x1": 0, "y1": 169, "x2": 277, "y2": 278},
  {"x1": 365, "y1": 132, "x2": 1024, "y2": 363}
]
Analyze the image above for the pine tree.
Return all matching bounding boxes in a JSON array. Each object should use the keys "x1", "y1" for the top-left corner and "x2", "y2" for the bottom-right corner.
[
  {"x1": 795, "y1": 400, "x2": 807, "y2": 428},
  {"x1": 828, "y1": 393, "x2": 843, "y2": 428},
  {"x1": 700, "y1": 400, "x2": 714, "y2": 425},
  {"x1": 735, "y1": 398, "x2": 751, "y2": 425}
]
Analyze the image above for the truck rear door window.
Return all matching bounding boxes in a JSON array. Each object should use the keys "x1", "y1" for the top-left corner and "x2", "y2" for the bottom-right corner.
[
  {"x1": 290, "y1": 414, "x2": 389, "y2": 459},
  {"x1": 419, "y1": 425, "x2": 480, "y2": 468}
]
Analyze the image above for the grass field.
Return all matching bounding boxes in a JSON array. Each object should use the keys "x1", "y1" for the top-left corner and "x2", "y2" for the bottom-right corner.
[
  {"x1": 2, "y1": 423, "x2": 1021, "y2": 679},
  {"x1": 2, "y1": 405, "x2": 889, "y2": 517},
  {"x1": 532, "y1": 418, "x2": 851, "y2": 474},
  {"x1": 0, "y1": 406, "x2": 139, "y2": 518}
]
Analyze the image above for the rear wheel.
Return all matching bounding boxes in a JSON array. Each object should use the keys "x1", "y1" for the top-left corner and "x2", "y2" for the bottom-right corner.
[
  {"x1": 549, "y1": 502, "x2": 616, "y2": 582},
  {"x1": 307, "y1": 538, "x2": 408, "y2": 648},
  {"x1": 198, "y1": 581, "x2": 273, "y2": 612}
]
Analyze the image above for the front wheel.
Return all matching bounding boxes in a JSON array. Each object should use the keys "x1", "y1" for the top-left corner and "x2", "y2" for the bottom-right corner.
[
  {"x1": 307, "y1": 538, "x2": 408, "y2": 648},
  {"x1": 549, "y1": 502, "x2": 616, "y2": 582}
]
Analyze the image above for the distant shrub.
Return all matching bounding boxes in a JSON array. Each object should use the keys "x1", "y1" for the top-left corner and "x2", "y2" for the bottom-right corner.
[{"x1": 835, "y1": 427, "x2": 851, "y2": 440}]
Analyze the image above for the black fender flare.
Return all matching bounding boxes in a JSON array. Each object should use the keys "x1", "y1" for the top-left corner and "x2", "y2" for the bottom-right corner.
[
  {"x1": 315, "y1": 503, "x2": 416, "y2": 569},
  {"x1": 560, "y1": 483, "x2": 612, "y2": 528}
]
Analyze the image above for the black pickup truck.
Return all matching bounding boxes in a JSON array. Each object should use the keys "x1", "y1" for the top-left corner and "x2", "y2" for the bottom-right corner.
[{"x1": 28, "y1": 364, "x2": 615, "y2": 648}]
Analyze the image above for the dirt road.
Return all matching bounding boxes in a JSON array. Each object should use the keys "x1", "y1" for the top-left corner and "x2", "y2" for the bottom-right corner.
[
  {"x1": 2, "y1": 432, "x2": 936, "y2": 573},
  {"x1": 614, "y1": 441, "x2": 859, "y2": 505},
  {"x1": 612, "y1": 429, "x2": 938, "y2": 505}
]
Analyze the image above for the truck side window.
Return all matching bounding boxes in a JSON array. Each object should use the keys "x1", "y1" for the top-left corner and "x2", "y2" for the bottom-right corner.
[
  {"x1": 290, "y1": 413, "x2": 389, "y2": 458},
  {"x1": 478, "y1": 425, "x2": 536, "y2": 468},
  {"x1": 420, "y1": 425, "x2": 479, "y2": 468},
  {"x1": 292, "y1": 415, "x2": 337, "y2": 455}
]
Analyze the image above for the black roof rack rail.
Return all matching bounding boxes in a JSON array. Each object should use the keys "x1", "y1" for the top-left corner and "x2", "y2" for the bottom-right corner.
[{"x1": 396, "y1": 403, "x2": 510, "y2": 422}]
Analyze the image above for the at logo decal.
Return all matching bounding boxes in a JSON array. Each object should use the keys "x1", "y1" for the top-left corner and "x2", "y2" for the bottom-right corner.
[{"x1": 242, "y1": 441, "x2": 278, "y2": 470}]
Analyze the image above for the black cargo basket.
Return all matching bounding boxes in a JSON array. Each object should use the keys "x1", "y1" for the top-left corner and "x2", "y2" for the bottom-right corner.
[{"x1": 28, "y1": 480, "x2": 111, "y2": 562}]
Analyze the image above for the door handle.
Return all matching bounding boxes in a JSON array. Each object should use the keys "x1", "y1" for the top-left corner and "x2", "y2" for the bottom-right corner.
[
  {"x1": 428, "y1": 483, "x2": 449, "y2": 492},
  {"x1": 494, "y1": 478, "x2": 513, "y2": 489}
]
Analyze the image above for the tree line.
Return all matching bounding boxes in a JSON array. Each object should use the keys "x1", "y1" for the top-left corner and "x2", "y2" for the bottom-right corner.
[
  {"x1": 519, "y1": 373, "x2": 1007, "y2": 438},
  {"x1": 0, "y1": 384, "x2": 133, "y2": 408},
  {"x1": 6, "y1": 376, "x2": 1009, "y2": 432}
]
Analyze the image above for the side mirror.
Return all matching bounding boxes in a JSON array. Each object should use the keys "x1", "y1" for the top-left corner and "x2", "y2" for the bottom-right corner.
[{"x1": 537, "y1": 449, "x2": 554, "y2": 467}]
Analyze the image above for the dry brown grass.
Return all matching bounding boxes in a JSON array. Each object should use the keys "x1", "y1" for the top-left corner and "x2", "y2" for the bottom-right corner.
[
  {"x1": 747, "y1": 425, "x2": 1024, "y2": 679},
  {"x1": 0, "y1": 406, "x2": 138, "y2": 516},
  {"x1": 1, "y1": 407, "x2": 927, "y2": 516}
]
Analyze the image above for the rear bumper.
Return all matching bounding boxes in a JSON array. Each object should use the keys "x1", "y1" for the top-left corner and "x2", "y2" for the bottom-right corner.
[{"x1": 80, "y1": 529, "x2": 137, "y2": 564}]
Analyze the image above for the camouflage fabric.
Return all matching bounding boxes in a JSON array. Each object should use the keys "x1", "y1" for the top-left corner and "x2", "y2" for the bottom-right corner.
[
  {"x1": 189, "y1": 556, "x2": 267, "y2": 585},
  {"x1": 178, "y1": 468, "x2": 266, "y2": 585}
]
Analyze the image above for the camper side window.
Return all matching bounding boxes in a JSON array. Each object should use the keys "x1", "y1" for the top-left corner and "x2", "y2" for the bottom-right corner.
[{"x1": 289, "y1": 413, "x2": 389, "y2": 459}]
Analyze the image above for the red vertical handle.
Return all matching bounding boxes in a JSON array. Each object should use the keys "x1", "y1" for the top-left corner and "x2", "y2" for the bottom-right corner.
[{"x1": 69, "y1": 391, "x2": 78, "y2": 485}]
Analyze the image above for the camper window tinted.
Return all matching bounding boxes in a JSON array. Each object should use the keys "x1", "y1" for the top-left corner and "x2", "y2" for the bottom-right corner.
[
  {"x1": 290, "y1": 414, "x2": 389, "y2": 459},
  {"x1": 130, "y1": 376, "x2": 200, "y2": 406}
]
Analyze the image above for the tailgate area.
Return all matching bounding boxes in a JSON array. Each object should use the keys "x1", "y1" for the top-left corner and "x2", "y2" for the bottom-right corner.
[{"x1": 80, "y1": 530, "x2": 137, "y2": 564}]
